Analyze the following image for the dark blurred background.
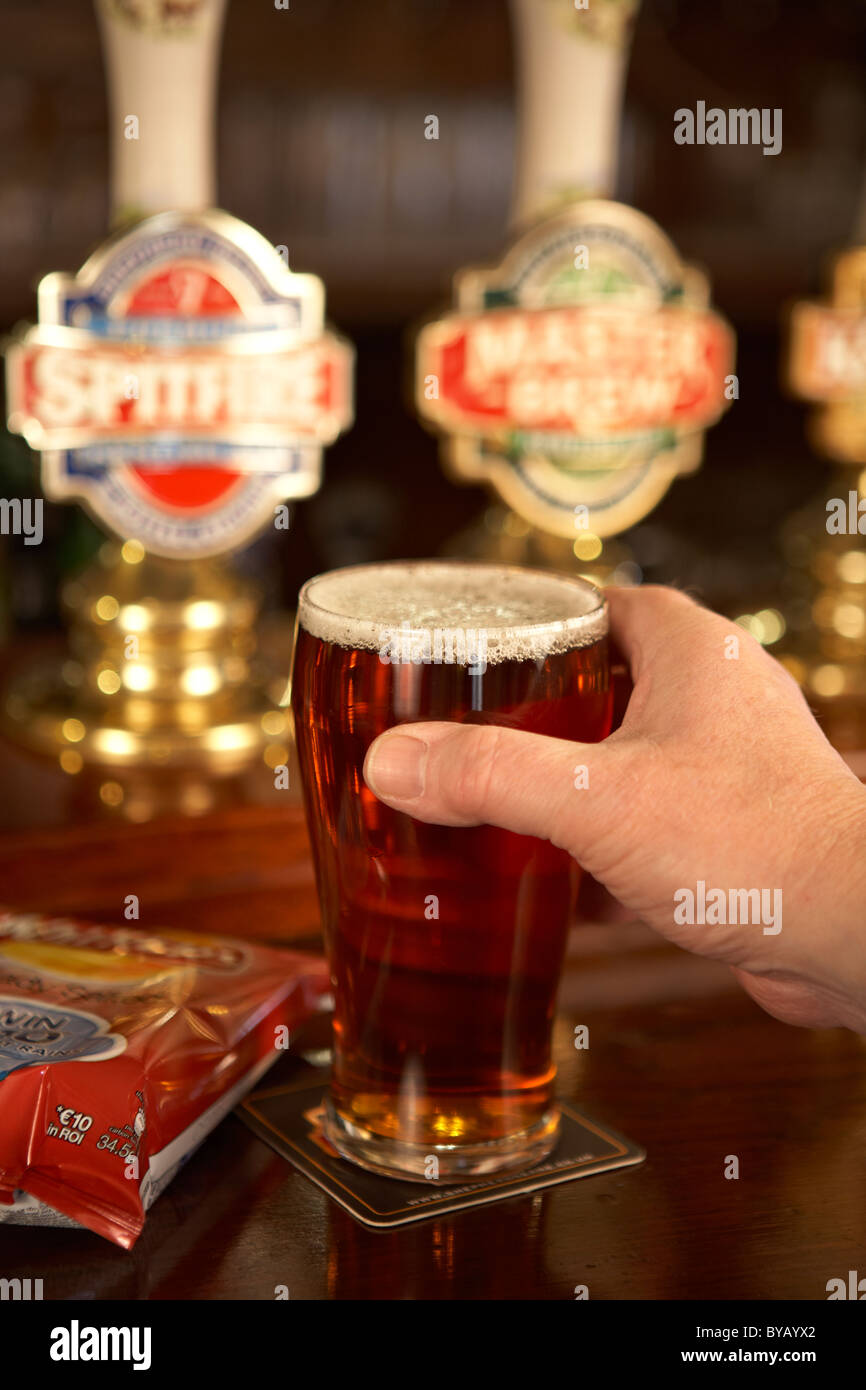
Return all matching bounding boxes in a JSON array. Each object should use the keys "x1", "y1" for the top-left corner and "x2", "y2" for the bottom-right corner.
[{"x1": 1, "y1": 0, "x2": 865, "y2": 633}]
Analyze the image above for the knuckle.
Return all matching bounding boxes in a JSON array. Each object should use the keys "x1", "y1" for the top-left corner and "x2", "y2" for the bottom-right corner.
[{"x1": 630, "y1": 583, "x2": 698, "y2": 616}]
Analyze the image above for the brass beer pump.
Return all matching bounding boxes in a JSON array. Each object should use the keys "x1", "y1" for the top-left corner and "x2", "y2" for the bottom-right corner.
[
  {"x1": 415, "y1": 0, "x2": 735, "y2": 584},
  {"x1": 3, "y1": 0, "x2": 353, "y2": 804},
  {"x1": 783, "y1": 237, "x2": 866, "y2": 770}
]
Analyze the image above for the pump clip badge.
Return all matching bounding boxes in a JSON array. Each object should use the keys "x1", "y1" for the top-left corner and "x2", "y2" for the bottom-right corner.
[
  {"x1": 787, "y1": 245, "x2": 866, "y2": 465},
  {"x1": 415, "y1": 200, "x2": 735, "y2": 538},
  {"x1": 5, "y1": 209, "x2": 354, "y2": 558}
]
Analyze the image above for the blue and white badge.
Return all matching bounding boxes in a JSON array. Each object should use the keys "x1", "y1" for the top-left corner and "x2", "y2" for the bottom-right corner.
[{"x1": 0, "y1": 998, "x2": 127, "y2": 1081}]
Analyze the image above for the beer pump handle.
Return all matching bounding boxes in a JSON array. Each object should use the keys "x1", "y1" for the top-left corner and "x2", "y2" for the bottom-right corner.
[
  {"x1": 1, "y1": 0, "x2": 353, "y2": 779},
  {"x1": 508, "y1": 0, "x2": 640, "y2": 228},
  {"x1": 95, "y1": 0, "x2": 228, "y2": 224}
]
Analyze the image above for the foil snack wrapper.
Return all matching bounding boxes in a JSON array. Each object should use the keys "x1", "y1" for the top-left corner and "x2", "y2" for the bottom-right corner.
[{"x1": 0, "y1": 909, "x2": 329, "y2": 1249}]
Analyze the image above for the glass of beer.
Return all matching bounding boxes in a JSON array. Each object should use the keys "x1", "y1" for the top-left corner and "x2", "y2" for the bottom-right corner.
[{"x1": 290, "y1": 561, "x2": 611, "y2": 1180}]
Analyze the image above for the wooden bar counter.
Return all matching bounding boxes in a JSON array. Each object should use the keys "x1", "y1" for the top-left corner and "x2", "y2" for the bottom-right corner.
[{"x1": 0, "y1": 734, "x2": 863, "y2": 1302}]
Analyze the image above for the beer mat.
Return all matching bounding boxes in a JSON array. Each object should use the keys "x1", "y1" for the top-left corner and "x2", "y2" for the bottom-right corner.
[{"x1": 238, "y1": 1078, "x2": 645, "y2": 1228}]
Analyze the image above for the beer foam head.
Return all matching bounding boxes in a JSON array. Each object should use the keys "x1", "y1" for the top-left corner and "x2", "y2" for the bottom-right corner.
[{"x1": 297, "y1": 561, "x2": 607, "y2": 663}]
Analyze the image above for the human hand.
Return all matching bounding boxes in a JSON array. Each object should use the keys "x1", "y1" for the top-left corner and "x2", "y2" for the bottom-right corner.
[{"x1": 363, "y1": 585, "x2": 866, "y2": 1033}]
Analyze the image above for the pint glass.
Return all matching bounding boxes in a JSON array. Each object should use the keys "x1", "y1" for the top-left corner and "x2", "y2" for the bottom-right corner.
[{"x1": 290, "y1": 561, "x2": 611, "y2": 1180}]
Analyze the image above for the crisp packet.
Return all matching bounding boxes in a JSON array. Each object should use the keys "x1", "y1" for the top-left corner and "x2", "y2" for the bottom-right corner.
[{"x1": 0, "y1": 909, "x2": 329, "y2": 1249}]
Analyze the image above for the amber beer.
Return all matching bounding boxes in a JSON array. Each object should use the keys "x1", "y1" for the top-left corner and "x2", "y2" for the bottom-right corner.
[{"x1": 291, "y1": 561, "x2": 611, "y2": 1179}]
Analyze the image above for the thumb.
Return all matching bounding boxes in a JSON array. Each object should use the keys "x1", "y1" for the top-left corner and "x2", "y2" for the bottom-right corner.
[{"x1": 363, "y1": 722, "x2": 629, "y2": 858}]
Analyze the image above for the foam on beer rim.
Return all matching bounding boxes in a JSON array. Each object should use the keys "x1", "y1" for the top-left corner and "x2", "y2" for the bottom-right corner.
[{"x1": 297, "y1": 561, "x2": 607, "y2": 664}]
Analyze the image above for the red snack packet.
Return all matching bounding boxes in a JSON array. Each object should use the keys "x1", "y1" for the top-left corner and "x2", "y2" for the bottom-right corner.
[{"x1": 0, "y1": 910, "x2": 329, "y2": 1249}]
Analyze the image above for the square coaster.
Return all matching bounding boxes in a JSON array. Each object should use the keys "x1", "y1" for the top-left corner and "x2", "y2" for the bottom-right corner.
[{"x1": 237, "y1": 1077, "x2": 646, "y2": 1228}]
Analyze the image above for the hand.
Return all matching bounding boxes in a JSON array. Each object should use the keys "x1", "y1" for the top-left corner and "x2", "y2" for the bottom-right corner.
[{"x1": 363, "y1": 585, "x2": 866, "y2": 1033}]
